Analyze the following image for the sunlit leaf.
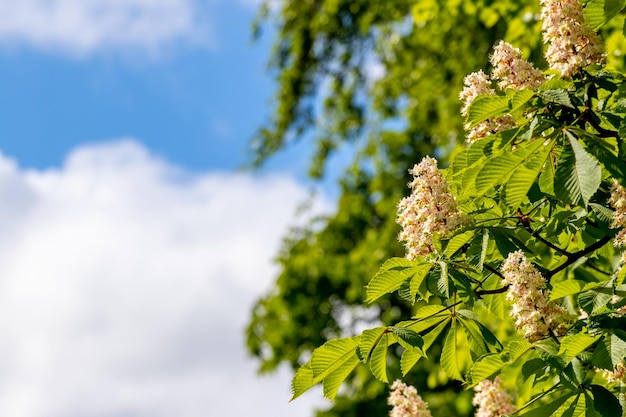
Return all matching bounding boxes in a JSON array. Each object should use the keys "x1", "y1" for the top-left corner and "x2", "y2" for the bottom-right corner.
[{"x1": 554, "y1": 131, "x2": 601, "y2": 207}]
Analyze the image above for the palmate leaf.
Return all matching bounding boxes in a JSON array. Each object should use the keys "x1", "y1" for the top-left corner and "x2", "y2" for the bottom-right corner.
[
  {"x1": 359, "y1": 327, "x2": 422, "y2": 384},
  {"x1": 291, "y1": 336, "x2": 360, "y2": 400},
  {"x1": 554, "y1": 131, "x2": 601, "y2": 207}
]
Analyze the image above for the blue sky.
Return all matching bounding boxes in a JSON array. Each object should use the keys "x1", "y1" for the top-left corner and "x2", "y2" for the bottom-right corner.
[
  {"x1": 0, "y1": 1, "x2": 334, "y2": 416},
  {"x1": 0, "y1": 0, "x2": 315, "y2": 176}
]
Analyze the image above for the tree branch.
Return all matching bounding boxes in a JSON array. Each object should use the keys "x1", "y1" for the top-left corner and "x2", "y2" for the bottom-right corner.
[
  {"x1": 476, "y1": 286, "x2": 510, "y2": 299},
  {"x1": 546, "y1": 235, "x2": 612, "y2": 278}
]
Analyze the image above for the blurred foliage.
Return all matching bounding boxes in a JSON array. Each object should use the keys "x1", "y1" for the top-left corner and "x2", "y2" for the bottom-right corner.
[{"x1": 245, "y1": 0, "x2": 626, "y2": 416}]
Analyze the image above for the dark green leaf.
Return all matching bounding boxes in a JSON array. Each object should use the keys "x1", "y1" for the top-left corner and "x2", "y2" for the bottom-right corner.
[
  {"x1": 590, "y1": 384, "x2": 622, "y2": 417},
  {"x1": 538, "y1": 89, "x2": 574, "y2": 108},
  {"x1": 522, "y1": 358, "x2": 547, "y2": 381},
  {"x1": 392, "y1": 326, "x2": 424, "y2": 349}
]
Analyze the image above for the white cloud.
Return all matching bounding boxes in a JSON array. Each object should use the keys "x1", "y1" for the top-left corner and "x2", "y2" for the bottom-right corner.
[
  {"x1": 0, "y1": 0, "x2": 210, "y2": 56},
  {"x1": 0, "y1": 140, "x2": 328, "y2": 416}
]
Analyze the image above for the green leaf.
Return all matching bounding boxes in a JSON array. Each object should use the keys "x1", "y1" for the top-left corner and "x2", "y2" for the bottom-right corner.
[
  {"x1": 369, "y1": 333, "x2": 389, "y2": 383},
  {"x1": 579, "y1": 283, "x2": 614, "y2": 314},
  {"x1": 400, "y1": 347, "x2": 424, "y2": 377},
  {"x1": 475, "y1": 138, "x2": 547, "y2": 195},
  {"x1": 539, "y1": 153, "x2": 556, "y2": 196},
  {"x1": 505, "y1": 140, "x2": 554, "y2": 209},
  {"x1": 589, "y1": 203, "x2": 615, "y2": 223},
  {"x1": 440, "y1": 321, "x2": 464, "y2": 381},
  {"x1": 501, "y1": 340, "x2": 533, "y2": 364},
  {"x1": 379, "y1": 257, "x2": 416, "y2": 271},
  {"x1": 521, "y1": 358, "x2": 547, "y2": 381},
  {"x1": 401, "y1": 318, "x2": 450, "y2": 375},
  {"x1": 291, "y1": 336, "x2": 361, "y2": 400},
  {"x1": 555, "y1": 131, "x2": 602, "y2": 207},
  {"x1": 466, "y1": 353, "x2": 503, "y2": 387},
  {"x1": 586, "y1": 0, "x2": 606, "y2": 29},
  {"x1": 518, "y1": 391, "x2": 576, "y2": 417},
  {"x1": 322, "y1": 354, "x2": 360, "y2": 399},
  {"x1": 437, "y1": 261, "x2": 450, "y2": 297},
  {"x1": 366, "y1": 262, "x2": 426, "y2": 303},
  {"x1": 591, "y1": 334, "x2": 626, "y2": 370},
  {"x1": 561, "y1": 394, "x2": 586, "y2": 417},
  {"x1": 510, "y1": 88, "x2": 536, "y2": 113},
  {"x1": 585, "y1": 0, "x2": 626, "y2": 28},
  {"x1": 358, "y1": 327, "x2": 387, "y2": 362},
  {"x1": 550, "y1": 280, "x2": 597, "y2": 300},
  {"x1": 590, "y1": 385, "x2": 623, "y2": 417},
  {"x1": 291, "y1": 364, "x2": 315, "y2": 401},
  {"x1": 409, "y1": 263, "x2": 434, "y2": 300},
  {"x1": 538, "y1": 89, "x2": 574, "y2": 108},
  {"x1": 558, "y1": 334, "x2": 600, "y2": 363},
  {"x1": 467, "y1": 94, "x2": 510, "y2": 128},
  {"x1": 444, "y1": 230, "x2": 475, "y2": 257},
  {"x1": 392, "y1": 326, "x2": 424, "y2": 349}
]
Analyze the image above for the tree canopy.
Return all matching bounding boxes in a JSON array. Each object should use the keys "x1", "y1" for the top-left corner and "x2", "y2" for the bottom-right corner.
[{"x1": 246, "y1": 1, "x2": 626, "y2": 416}]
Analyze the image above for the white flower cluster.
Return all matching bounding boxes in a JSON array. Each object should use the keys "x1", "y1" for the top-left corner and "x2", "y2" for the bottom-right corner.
[
  {"x1": 608, "y1": 179, "x2": 626, "y2": 248},
  {"x1": 603, "y1": 362, "x2": 626, "y2": 384},
  {"x1": 396, "y1": 157, "x2": 468, "y2": 260},
  {"x1": 388, "y1": 380, "x2": 433, "y2": 417},
  {"x1": 540, "y1": 0, "x2": 605, "y2": 77},
  {"x1": 501, "y1": 251, "x2": 572, "y2": 342},
  {"x1": 490, "y1": 41, "x2": 546, "y2": 90},
  {"x1": 459, "y1": 41, "x2": 543, "y2": 143},
  {"x1": 472, "y1": 376, "x2": 517, "y2": 417}
]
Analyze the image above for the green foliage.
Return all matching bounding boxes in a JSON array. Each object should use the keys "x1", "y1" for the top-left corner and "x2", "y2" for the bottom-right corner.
[
  {"x1": 285, "y1": 2, "x2": 626, "y2": 416},
  {"x1": 247, "y1": 0, "x2": 626, "y2": 416}
]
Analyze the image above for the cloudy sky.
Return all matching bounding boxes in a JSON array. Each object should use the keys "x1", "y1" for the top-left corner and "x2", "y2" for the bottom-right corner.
[{"x1": 0, "y1": 1, "x2": 333, "y2": 416}]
